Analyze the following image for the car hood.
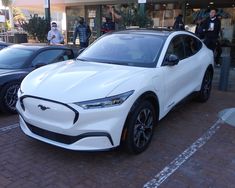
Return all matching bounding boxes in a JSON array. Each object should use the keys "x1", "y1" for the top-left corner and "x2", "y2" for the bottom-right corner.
[{"x1": 21, "y1": 60, "x2": 146, "y2": 103}]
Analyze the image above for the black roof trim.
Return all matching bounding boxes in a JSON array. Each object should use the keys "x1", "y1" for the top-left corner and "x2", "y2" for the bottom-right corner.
[{"x1": 111, "y1": 28, "x2": 175, "y2": 37}]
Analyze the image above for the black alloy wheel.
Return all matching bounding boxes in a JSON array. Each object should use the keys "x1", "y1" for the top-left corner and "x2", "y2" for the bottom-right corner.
[
  {"x1": 197, "y1": 69, "x2": 213, "y2": 102},
  {"x1": 124, "y1": 100, "x2": 156, "y2": 154},
  {"x1": 0, "y1": 82, "x2": 20, "y2": 113}
]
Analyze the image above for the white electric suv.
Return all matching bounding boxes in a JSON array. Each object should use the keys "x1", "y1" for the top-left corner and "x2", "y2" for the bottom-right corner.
[{"x1": 17, "y1": 29, "x2": 214, "y2": 154}]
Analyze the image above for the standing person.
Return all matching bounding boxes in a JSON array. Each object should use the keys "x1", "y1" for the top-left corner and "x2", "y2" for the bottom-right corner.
[
  {"x1": 195, "y1": 18, "x2": 205, "y2": 39},
  {"x1": 173, "y1": 14, "x2": 185, "y2": 31},
  {"x1": 47, "y1": 22, "x2": 64, "y2": 45},
  {"x1": 73, "y1": 17, "x2": 91, "y2": 48},
  {"x1": 202, "y1": 9, "x2": 221, "y2": 66},
  {"x1": 202, "y1": 9, "x2": 221, "y2": 52},
  {"x1": 101, "y1": 17, "x2": 115, "y2": 35}
]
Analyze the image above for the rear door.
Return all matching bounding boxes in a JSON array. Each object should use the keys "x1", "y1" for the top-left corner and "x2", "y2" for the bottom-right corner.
[{"x1": 183, "y1": 35, "x2": 205, "y2": 89}]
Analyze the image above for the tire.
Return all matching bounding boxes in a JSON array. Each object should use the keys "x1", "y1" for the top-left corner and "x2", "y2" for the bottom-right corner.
[
  {"x1": 196, "y1": 69, "x2": 213, "y2": 102},
  {"x1": 0, "y1": 82, "x2": 20, "y2": 114},
  {"x1": 123, "y1": 100, "x2": 157, "y2": 154}
]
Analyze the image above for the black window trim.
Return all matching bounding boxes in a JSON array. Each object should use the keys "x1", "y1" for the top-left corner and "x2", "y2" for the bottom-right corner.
[
  {"x1": 181, "y1": 34, "x2": 203, "y2": 58},
  {"x1": 161, "y1": 34, "x2": 185, "y2": 66},
  {"x1": 161, "y1": 33, "x2": 203, "y2": 67},
  {"x1": 28, "y1": 48, "x2": 74, "y2": 68}
]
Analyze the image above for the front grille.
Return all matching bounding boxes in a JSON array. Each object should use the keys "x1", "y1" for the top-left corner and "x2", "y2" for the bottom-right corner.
[
  {"x1": 26, "y1": 122, "x2": 78, "y2": 144},
  {"x1": 20, "y1": 95, "x2": 79, "y2": 124},
  {"x1": 25, "y1": 122, "x2": 114, "y2": 145}
]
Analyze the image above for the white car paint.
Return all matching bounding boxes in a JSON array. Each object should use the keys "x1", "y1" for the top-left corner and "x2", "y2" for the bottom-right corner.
[{"x1": 17, "y1": 30, "x2": 214, "y2": 151}]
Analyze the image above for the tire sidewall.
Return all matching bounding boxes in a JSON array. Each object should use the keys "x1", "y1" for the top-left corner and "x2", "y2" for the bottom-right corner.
[
  {"x1": 198, "y1": 70, "x2": 212, "y2": 102},
  {"x1": 125, "y1": 100, "x2": 156, "y2": 154},
  {"x1": 0, "y1": 81, "x2": 20, "y2": 113}
]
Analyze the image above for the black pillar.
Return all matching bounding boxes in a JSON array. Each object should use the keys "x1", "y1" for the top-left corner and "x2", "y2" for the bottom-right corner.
[
  {"x1": 96, "y1": 5, "x2": 102, "y2": 37},
  {"x1": 219, "y1": 49, "x2": 231, "y2": 91},
  {"x1": 181, "y1": 0, "x2": 186, "y2": 24},
  {"x1": 45, "y1": 0, "x2": 51, "y2": 31}
]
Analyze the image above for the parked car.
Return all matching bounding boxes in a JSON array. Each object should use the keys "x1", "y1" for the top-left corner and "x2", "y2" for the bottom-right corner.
[
  {"x1": 0, "y1": 41, "x2": 11, "y2": 50},
  {"x1": 0, "y1": 44, "x2": 75, "y2": 113},
  {"x1": 17, "y1": 29, "x2": 214, "y2": 154}
]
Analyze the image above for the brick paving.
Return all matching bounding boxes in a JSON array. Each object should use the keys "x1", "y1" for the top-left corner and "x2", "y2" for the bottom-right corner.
[
  {"x1": 0, "y1": 115, "x2": 17, "y2": 128},
  {"x1": 0, "y1": 89, "x2": 234, "y2": 187},
  {"x1": 213, "y1": 66, "x2": 235, "y2": 92},
  {"x1": 162, "y1": 124, "x2": 235, "y2": 188}
]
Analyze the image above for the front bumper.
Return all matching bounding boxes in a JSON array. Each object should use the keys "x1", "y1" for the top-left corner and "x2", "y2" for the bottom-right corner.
[{"x1": 17, "y1": 95, "x2": 132, "y2": 151}]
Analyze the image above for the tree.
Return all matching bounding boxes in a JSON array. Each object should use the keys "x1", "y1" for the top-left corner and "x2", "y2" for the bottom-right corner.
[
  {"x1": 22, "y1": 15, "x2": 49, "y2": 43},
  {"x1": 13, "y1": 7, "x2": 26, "y2": 27}
]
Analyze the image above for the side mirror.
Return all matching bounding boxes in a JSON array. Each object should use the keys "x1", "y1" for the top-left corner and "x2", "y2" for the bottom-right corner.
[{"x1": 165, "y1": 54, "x2": 179, "y2": 66}]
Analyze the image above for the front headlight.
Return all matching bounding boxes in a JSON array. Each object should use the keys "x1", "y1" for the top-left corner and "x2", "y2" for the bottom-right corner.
[{"x1": 75, "y1": 90, "x2": 134, "y2": 109}]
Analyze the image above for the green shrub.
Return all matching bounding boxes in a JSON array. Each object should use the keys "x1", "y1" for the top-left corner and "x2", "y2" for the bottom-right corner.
[{"x1": 22, "y1": 15, "x2": 49, "y2": 42}]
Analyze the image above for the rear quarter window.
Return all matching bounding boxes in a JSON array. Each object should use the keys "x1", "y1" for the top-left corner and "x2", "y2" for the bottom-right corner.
[{"x1": 183, "y1": 35, "x2": 202, "y2": 58}]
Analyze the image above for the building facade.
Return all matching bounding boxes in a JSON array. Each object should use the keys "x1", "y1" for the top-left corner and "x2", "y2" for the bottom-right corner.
[
  {"x1": 63, "y1": 0, "x2": 235, "y2": 44},
  {"x1": 65, "y1": 0, "x2": 184, "y2": 44},
  {"x1": 12, "y1": 0, "x2": 235, "y2": 44}
]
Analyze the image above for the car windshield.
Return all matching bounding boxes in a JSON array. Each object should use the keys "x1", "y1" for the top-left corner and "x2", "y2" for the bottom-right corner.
[
  {"x1": 78, "y1": 33, "x2": 165, "y2": 67},
  {"x1": 0, "y1": 47, "x2": 34, "y2": 69}
]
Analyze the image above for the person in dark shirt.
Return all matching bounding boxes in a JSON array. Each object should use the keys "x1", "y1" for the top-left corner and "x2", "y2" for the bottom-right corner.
[
  {"x1": 195, "y1": 18, "x2": 205, "y2": 39},
  {"x1": 101, "y1": 17, "x2": 115, "y2": 34},
  {"x1": 173, "y1": 14, "x2": 185, "y2": 31},
  {"x1": 202, "y1": 9, "x2": 221, "y2": 66},
  {"x1": 73, "y1": 17, "x2": 91, "y2": 48},
  {"x1": 202, "y1": 9, "x2": 221, "y2": 52}
]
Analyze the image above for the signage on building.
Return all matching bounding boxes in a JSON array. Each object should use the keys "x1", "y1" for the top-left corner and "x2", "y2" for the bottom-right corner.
[
  {"x1": 138, "y1": 0, "x2": 146, "y2": 3},
  {"x1": 0, "y1": 15, "x2": 5, "y2": 23}
]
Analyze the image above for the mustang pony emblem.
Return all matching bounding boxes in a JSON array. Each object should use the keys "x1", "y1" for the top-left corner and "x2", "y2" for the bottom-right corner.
[{"x1": 38, "y1": 104, "x2": 50, "y2": 111}]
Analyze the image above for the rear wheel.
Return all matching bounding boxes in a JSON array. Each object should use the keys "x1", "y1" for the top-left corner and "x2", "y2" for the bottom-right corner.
[
  {"x1": 123, "y1": 100, "x2": 156, "y2": 154},
  {"x1": 196, "y1": 69, "x2": 213, "y2": 102},
  {"x1": 0, "y1": 82, "x2": 20, "y2": 114}
]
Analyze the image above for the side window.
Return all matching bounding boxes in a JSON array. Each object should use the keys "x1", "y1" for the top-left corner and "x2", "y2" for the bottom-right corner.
[
  {"x1": 64, "y1": 49, "x2": 74, "y2": 60},
  {"x1": 183, "y1": 35, "x2": 202, "y2": 58},
  {"x1": 196, "y1": 38, "x2": 202, "y2": 51},
  {"x1": 32, "y1": 49, "x2": 65, "y2": 67},
  {"x1": 166, "y1": 36, "x2": 185, "y2": 60}
]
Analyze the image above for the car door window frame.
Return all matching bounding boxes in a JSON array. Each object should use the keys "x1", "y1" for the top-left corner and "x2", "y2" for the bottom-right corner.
[
  {"x1": 182, "y1": 34, "x2": 203, "y2": 58},
  {"x1": 162, "y1": 35, "x2": 186, "y2": 66},
  {"x1": 31, "y1": 49, "x2": 69, "y2": 67}
]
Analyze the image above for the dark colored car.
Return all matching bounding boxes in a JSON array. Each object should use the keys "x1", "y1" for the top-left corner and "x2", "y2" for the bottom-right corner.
[
  {"x1": 0, "y1": 41, "x2": 11, "y2": 50},
  {"x1": 0, "y1": 44, "x2": 76, "y2": 113}
]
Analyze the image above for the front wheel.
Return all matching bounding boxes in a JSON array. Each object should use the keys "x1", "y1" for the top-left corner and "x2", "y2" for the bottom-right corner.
[
  {"x1": 0, "y1": 82, "x2": 20, "y2": 114},
  {"x1": 123, "y1": 100, "x2": 157, "y2": 154},
  {"x1": 196, "y1": 70, "x2": 213, "y2": 102}
]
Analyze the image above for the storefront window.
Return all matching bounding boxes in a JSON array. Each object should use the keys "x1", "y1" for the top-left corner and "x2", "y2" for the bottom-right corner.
[
  {"x1": 66, "y1": 6, "x2": 85, "y2": 44},
  {"x1": 101, "y1": 4, "x2": 125, "y2": 33},
  {"x1": 101, "y1": 3, "x2": 153, "y2": 33},
  {"x1": 185, "y1": 8, "x2": 235, "y2": 42},
  {"x1": 146, "y1": 2, "x2": 181, "y2": 28},
  {"x1": 86, "y1": 6, "x2": 99, "y2": 43}
]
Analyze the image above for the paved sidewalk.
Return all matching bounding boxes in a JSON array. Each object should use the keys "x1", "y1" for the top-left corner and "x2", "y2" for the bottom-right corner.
[
  {"x1": 212, "y1": 67, "x2": 235, "y2": 92},
  {"x1": 162, "y1": 122, "x2": 235, "y2": 188},
  {"x1": 0, "y1": 63, "x2": 234, "y2": 188}
]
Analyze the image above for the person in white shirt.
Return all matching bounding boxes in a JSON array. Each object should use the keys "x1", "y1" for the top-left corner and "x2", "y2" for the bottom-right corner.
[{"x1": 47, "y1": 22, "x2": 64, "y2": 45}]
